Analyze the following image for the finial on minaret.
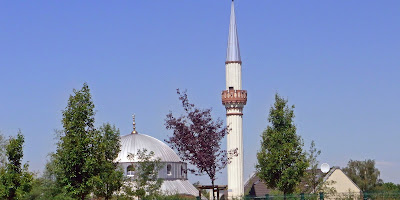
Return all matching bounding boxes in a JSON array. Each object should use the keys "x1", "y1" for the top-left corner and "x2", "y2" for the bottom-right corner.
[
  {"x1": 226, "y1": 0, "x2": 241, "y2": 63},
  {"x1": 131, "y1": 114, "x2": 137, "y2": 134}
]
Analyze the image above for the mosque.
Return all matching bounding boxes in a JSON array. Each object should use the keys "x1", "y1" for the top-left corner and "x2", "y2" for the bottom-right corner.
[{"x1": 116, "y1": 1, "x2": 246, "y2": 199}]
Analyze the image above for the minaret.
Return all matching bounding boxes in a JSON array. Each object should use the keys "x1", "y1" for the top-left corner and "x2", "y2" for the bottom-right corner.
[{"x1": 222, "y1": 0, "x2": 247, "y2": 198}]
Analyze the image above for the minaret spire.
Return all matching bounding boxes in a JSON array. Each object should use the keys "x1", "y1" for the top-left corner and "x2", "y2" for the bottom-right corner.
[{"x1": 226, "y1": 0, "x2": 241, "y2": 63}]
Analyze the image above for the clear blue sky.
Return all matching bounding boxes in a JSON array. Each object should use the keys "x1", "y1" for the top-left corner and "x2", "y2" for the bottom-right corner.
[{"x1": 1, "y1": 1, "x2": 399, "y2": 185}]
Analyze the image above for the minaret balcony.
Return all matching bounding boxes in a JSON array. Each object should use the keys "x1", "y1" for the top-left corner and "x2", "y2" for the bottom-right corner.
[{"x1": 222, "y1": 89, "x2": 247, "y2": 105}]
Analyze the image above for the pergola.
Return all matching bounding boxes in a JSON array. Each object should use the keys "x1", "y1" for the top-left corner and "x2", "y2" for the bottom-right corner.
[{"x1": 196, "y1": 185, "x2": 228, "y2": 200}]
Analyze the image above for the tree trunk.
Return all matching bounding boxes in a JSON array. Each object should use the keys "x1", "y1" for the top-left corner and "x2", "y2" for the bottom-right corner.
[
  {"x1": 212, "y1": 180, "x2": 215, "y2": 200},
  {"x1": 105, "y1": 184, "x2": 109, "y2": 200}
]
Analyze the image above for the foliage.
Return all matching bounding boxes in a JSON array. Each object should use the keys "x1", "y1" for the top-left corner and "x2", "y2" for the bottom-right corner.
[
  {"x1": 372, "y1": 182, "x2": 400, "y2": 192},
  {"x1": 22, "y1": 177, "x2": 73, "y2": 200},
  {"x1": 256, "y1": 93, "x2": 308, "y2": 195},
  {"x1": 23, "y1": 154, "x2": 74, "y2": 200},
  {"x1": 342, "y1": 159, "x2": 381, "y2": 191},
  {"x1": 316, "y1": 180, "x2": 337, "y2": 199},
  {"x1": 53, "y1": 83, "x2": 98, "y2": 199},
  {"x1": 0, "y1": 132, "x2": 33, "y2": 200},
  {"x1": 303, "y1": 141, "x2": 321, "y2": 193},
  {"x1": 121, "y1": 149, "x2": 164, "y2": 199},
  {"x1": 91, "y1": 123, "x2": 124, "y2": 200},
  {"x1": 165, "y1": 89, "x2": 235, "y2": 190},
  {"x1": 53, "y1": 83, "x2": 123, "y2": 200}
]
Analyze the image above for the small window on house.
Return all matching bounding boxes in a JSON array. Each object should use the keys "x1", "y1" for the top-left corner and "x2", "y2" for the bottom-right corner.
[
  {"x1": 167, "y1": 164, "x2": 172, "y2": 176},
  {"x1": 229, "y1": 87, "x2": 234, "y2": 90},
  {"x1": 127, "y1": 165, "x2": 135, "y2": 177}
]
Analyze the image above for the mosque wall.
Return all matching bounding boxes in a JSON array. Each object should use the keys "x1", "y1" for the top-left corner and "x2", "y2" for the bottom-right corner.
[{"x1": 118, "y1": 162, "x2": 187, "y2": 180}]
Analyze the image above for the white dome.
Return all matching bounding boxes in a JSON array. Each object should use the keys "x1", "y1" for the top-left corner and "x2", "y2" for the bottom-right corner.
[{"x1": 116, "y1": 133, "x2": 181, "y2": 163}]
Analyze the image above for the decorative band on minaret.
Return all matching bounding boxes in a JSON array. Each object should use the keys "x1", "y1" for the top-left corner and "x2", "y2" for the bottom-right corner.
[{"x1": 222, "y1": 0, "x2": 247, "y2": 198}]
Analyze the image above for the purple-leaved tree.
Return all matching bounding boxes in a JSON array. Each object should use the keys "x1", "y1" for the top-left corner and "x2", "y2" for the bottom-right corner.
[{"x1": 165, "y1": 89, "x2": 237, "y2": 199}]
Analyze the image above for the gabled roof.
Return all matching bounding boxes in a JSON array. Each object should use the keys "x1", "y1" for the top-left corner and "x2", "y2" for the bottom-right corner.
[
  {"x1": 244, "y1": 173, "x2": 273, "y2": 197},
  {"x1": 322, "y1": 167, "x2": 337, "y2": 182}
]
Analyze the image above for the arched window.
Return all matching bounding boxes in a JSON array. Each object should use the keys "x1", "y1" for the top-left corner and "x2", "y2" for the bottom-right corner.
[
  {"x1": 167, "y1": 164, "x2": 172, "y2": 176},
  {"x1": 180, "y1": 165, "x2": 185, "y2": 178},
  {"x1": 127, "y1": 165, "x2": 135, "y2": 177}
]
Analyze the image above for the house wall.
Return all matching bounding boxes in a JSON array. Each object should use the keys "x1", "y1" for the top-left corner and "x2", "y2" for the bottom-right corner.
[{"x1": 325, "y1": 169, "x2": 361, "y2": 199}]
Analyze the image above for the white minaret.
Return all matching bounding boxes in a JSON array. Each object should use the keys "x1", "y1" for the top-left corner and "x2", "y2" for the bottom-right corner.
[{"x1": 222, "y1": 0, "x2": 247, "y2": 199}]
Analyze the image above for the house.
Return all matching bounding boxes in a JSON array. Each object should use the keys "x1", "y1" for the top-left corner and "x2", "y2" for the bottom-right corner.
[
  {"x1": 322, "y1": 167, "x2": 361, "y2": 199},
  {"x1": 244, "y1": 167, "x2": 361, "y2": 199},
  {"x1": 244, "y1": 173, "x2": 271, "y2": 197}
]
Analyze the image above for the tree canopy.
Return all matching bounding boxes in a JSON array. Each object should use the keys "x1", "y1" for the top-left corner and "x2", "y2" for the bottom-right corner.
[
  {"x1": 342, "y1": 159, "x2": 381, "y2": 191},
  {"x1": 23, "y1": 154, "x2": 74, "y2": 200},
  {"x1": 256, "y1": 93, "x2": 308, "y2": 195},
  {"x1": 0, "y1": 132, "x2": 33, "y2": 200},
  {"x1": 304, "y1": 140, "x2": 321, "y2": 193},
  {"x1": 165, "y1": 89, "x2": 235, "y2": 199},
  {"x1": 91, "y1": 123, "x2": 123, "y2": 200},
  {"x1": 372, "y1": 182, "x2": 400, "y2": 193},
  {"x1": 52, "y1": 83, "x2": 123, "y2": 200}
]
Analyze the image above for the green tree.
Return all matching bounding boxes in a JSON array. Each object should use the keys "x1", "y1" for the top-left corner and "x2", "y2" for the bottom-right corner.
[
  {"x1": 304, "y1": 140, "x2": 321, "y2": 193},
  {"x1": 372, "y1": 182, "x2": 400, "y2": 192},
  {"x1": 52, "y1": 83, "x2": 124, "y2": 200},
  {"x1": 342, "y1": 159, "x2": 381, "y2": 191},
  {"x1": 256, "y1": 93, "x2": 308, "y2": 196},
  {"x1": 0, "y1": 132, "x2": 33, "y2": 200},
  {"x1": 23, "y1": 155, "x2": 73, "y2": 200},
  {"x1": 121, "y1": 149, "x2": 164, "y2": 199},
  {"x1": 91, "y1": 123, "x2": 124, "y2": 200},
  {"x1": 53, "y1": 83, "x2": 97, "y2": 199}
]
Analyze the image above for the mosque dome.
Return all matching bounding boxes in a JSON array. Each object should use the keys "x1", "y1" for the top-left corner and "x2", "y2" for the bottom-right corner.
[
  {"x1": 117, "y1": 115, "x2": 199, "y2": 198},
  {"x1": 116, "y1": 133, "x2": 181, "y2": 163}
]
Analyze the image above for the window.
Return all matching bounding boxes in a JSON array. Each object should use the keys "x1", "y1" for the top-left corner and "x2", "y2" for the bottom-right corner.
[
  {"x1": 127, "y1": 165, "x2": 135, "y2": 177},
  {"x1": 181, "y1": 165, "x2": 185, "y2": 178},
  {"x1": 167, "y1": 164, "x2": 172, "y2": 176}
]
